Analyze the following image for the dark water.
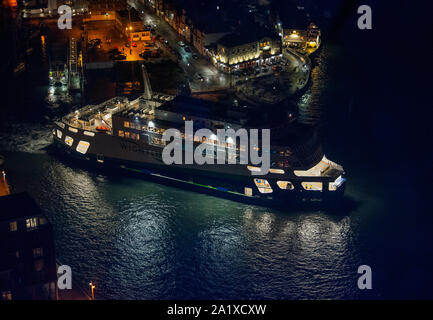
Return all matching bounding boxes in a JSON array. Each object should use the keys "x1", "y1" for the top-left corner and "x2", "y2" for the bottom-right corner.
[{"x1": 1, "y1": 5, "x2": 432, "y2": 299}]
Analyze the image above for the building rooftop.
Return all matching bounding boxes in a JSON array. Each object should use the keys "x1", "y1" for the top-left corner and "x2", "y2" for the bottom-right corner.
[
  {"x1": 218, "y1": 25, "x2": 279, "y2": 48},
  {"x1": 0, "y1": 192, "x2": 44, "y2": 221}
]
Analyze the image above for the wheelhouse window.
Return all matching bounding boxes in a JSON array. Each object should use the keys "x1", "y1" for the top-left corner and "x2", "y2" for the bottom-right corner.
[
  {"x1": 276, "y1": 181, "x2": 294, "y2": 190},
  {"x1": 269, "y1": 168, "x2": 285, "y2": 174},
  {"x1": 76, "y1": 141, "x2": 90, "y2": 154},
  {"x1": 301, "y1": 182, "x2": 323, "y2": 191},
  {"x1": 254, "y1": 179, "x2": 273, "y2": 194},
  {"x1": 65, "y1": 136, "x2": 74, "y2": 147}
]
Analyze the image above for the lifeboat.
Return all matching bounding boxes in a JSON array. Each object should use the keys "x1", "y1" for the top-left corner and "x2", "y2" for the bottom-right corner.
[{"x1": 96, "y1": 126, "x2": 110, "y2": 132}]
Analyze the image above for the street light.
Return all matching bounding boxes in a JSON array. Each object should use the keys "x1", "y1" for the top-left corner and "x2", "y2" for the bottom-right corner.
[{"x1": 89, "y1": 282, "x2": 95, "y2": 300}]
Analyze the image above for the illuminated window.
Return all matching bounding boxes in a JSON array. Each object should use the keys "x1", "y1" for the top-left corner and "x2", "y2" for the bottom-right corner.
[
  {"x1": 244, "y1": 187, "x2": 253, "y2": 196},
  {"x1": 84, "y1": 131, "x2": 95, "y2": 137},
  {"x1": 247, "y1": 165, "x2": 261, "y2": 172},
  {"x1": 125, "y1": 131, "x2": 130, "y2": 138},
  {"x1": 68, "y1": 127, "x2": 78, "y2": 133},
  {"x1": 124, "y1": 121, "x2": 130, "y2": 128},
  {"x1": 76, "y1": 141, "x2": 90, "y2": 154},
  {"x1": 118, "y1": 130, "x2": 124, "y2": 137},
  {"x1": 65, "y1": 136, "x2": 74, "y2": 147},
  {"x1": 276, "y1": 181, "x2": 294, "y2": 190},
  {"x1": 269, "y1": 168, "x2": 285, "y2": 174},
  {"x1": 1, "y1": 291, "x2": 12, "y2": 300},
  {"x1": 254, "y1": 179, "x2": 273, "y2": 194},
  {"x1": 56, "y1": 129, "x2": 63, "y2": 139},
  {"x1": 39, "y1": 217, "x2": 47, "y2": 225},
  {"x1": 9, "y1": 221, "x2": 17, "y2": 232},
  {"x1": 301, "y1": 182, "x2": 322, "y2": 191},
  {"x1": 26, "y1": 217, "x2": 38, "y2": 231}
]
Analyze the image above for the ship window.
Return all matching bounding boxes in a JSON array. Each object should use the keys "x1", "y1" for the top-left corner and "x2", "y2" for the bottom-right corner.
[
  {"x1": 39, "y1": 217, "x2": 47, "y2": 225},
  {"x1": 76, "y1": 141, "x2": 90, "y2": 154},
  {"x1": 68, "y1": 127, "x2": 78, "y2": 133},
  {"x1": 124, "y1": 121, "x2": 130, "y2": 128},
  {"x1": 244, "y1": 187, "x2": 253, "y2": 196},
  {"x1": 56, "y1": 129, "x2": 63, "y2": 139},
  {"x1": 84, "y1": 131, "x2": 95, "y2": 137},
  {"x1": 269, "y1": 168, "x2": 285, "y2": 174},
  {"x1": 301, "y1": 182, "x2": 322, "y2": 191},
  {"x1": 118, "y1": 130, "x2": 124, "y2": 137},
  {"x1": 329, "y1": 175, "x2": 344, "y2": 191},
  {"x1": 125, "y1": 131, "x2": 130, "y2": 138},
  {"x1": 276, "y1": 181, "x2": 294, "y2": 190},
  {"x1": 65, "y1": 136, "x2": 74, "y2": 147},
  {"x1": 247, "y1": 165, "x2": 261, "y2": 172},
  {"x1": 254, "y1": 179, "x2": 273, "y2": 194}
]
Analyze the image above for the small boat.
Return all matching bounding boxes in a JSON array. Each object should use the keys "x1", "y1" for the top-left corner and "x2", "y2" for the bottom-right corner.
[{"x1": 95, "y1": 126, "x2": 110, "y2": 132}]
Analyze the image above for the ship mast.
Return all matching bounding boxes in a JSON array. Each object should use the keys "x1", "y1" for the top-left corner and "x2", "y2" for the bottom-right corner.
[{"x1": 141, "y1": 63, "x2": 153, "y2": 100}]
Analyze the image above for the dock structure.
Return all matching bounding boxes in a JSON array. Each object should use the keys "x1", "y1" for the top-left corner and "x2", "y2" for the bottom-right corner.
[{"x1": 68, "y1": 37, "x2": 82, "y2": 91}]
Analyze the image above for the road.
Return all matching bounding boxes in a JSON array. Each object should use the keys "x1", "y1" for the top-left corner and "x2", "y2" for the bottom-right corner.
[{"x1": 128, "y1": 0, "x2": 231, "y2": 92}]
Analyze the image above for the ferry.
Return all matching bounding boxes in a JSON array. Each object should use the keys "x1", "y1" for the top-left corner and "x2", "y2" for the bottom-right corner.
[
  {"x1": 52, "y1": 92, "x2": 345, "y2": 209},
  {"x1": 52, "y1": 64, "x2": 344, "y2": 209}
]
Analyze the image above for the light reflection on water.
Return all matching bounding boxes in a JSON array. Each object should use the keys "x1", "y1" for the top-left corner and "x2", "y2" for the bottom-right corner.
[{"x1": 2, "y1": 150, "x2": 368, "y2": 299}]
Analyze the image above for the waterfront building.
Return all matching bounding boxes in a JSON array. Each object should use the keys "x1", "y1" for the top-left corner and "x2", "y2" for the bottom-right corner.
[
  {"x1": 88, "y1": 0, "x2": 126, "y2": 15},
  {"x1": 0, "y1": 193, "x2": 57, "y2": 300},
  {"x1": 213, "y1": 29, "x2": 282, "y2": 73},
  {"x1": 116, "y1": 8, "x2": 151, "y2": 41}
]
